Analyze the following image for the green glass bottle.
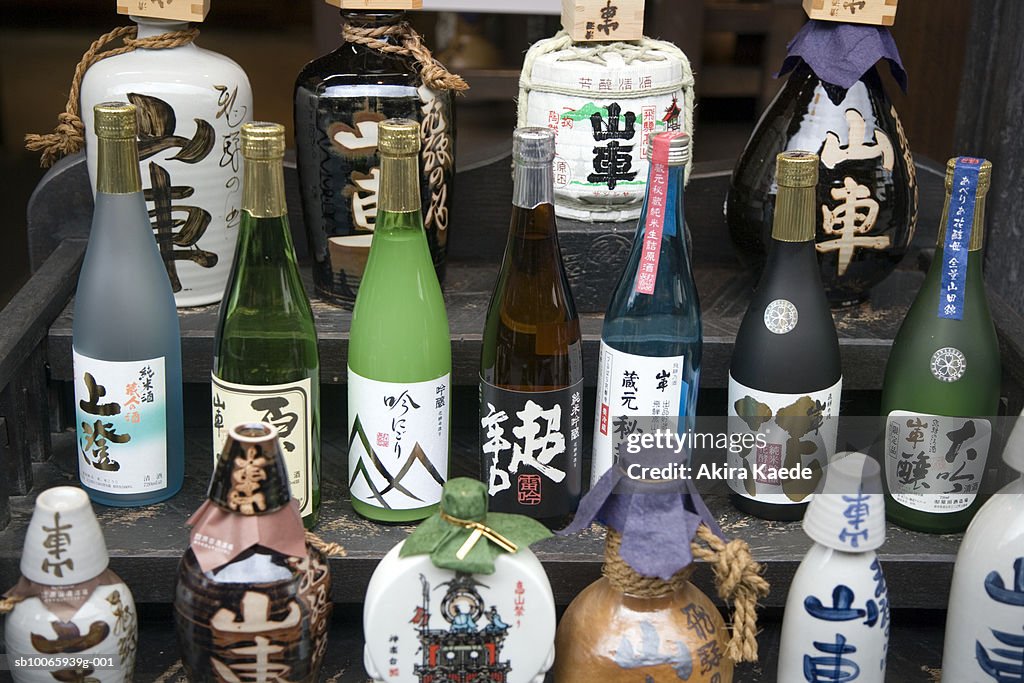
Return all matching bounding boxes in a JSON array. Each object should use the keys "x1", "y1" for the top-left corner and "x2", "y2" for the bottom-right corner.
[
  {"x1": 347, "y1": 118, "x2": 452, "y2": 523},
  {"x1": 880, "y1": 157, "x2": 1000, "y2": 534},
  {"x1": 211, "y1": 122, "x2": 321, "y2": 528}
]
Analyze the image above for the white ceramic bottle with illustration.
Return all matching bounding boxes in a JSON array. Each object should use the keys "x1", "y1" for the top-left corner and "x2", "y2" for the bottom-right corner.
[
  {"x1": 942, "y1": 410, "x2": 1024, "y2": 681},
  {"x1": 778, "y1": 452, "x2": 889, "y2": 682},
  {"x1": 3, "y1": 486, "x2": 137, "y2": 682},
  {"x1": 80, "y1": 12, "x2": 253, "y2": 307},
  {"x1": 363, "y1": 478, "x2": 556, "y2": 683}
]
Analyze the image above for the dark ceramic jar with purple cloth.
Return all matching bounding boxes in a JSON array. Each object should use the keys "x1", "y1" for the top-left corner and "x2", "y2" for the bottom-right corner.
[{"x1": 727, "y1": 19, "x2": 918, "y2": 306}]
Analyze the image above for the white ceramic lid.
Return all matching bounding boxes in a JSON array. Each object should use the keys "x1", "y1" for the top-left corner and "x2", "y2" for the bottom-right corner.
[
  {"x1": 20, "y1": 486, "x2": 109, "y2": 585},
  {"x1": 803, "y1": 452, "x2": 886, "y2": 552}
]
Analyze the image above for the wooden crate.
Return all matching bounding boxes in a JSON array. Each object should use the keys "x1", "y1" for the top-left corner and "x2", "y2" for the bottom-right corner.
[
  {"x1": 802, "y1": 0, "x2": 899, "y2": 27},
  {"x1": 323, "y1": 0, "x2": 423, "y2": 9},
  {"x1": 116, "y1": 0, "x2": 210, "y2": 22},
  {"x1": 561, "y1": 0, "x2": 644, "y2": 42}
]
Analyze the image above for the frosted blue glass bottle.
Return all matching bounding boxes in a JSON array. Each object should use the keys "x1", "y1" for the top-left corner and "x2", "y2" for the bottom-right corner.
[
  {"x1": 72, "y1": 102, "x2": 184, "y2": 506},
  {"x1": 591, "y1": 131, "x2": 702, "y2": 485}
]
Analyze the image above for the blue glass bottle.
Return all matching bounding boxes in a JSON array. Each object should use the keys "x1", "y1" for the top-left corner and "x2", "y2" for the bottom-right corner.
[
  {"x1": 591, "y1": 132, "x2": 702, "y2": 485},
  {"x1": 73, "y1": 102, "x2": 184, "y2": 506}
]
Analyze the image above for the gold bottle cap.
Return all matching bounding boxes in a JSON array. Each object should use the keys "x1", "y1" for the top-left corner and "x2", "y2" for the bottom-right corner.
[
  {"x1": 775, "y1": 151, "x2": 819, "y2": 188},
  {"x1": 378, "y1": 118, "x2": 421, "y2": 157},
  {"x1": 944, "y1": 157, "x2": 992, "y2": 195},
  {"x1": 241, "y1": 122, "x2": 286, "y2": 160},
  {"x1": 93, "y1": 102, "x2": 137, "y2": 140}
]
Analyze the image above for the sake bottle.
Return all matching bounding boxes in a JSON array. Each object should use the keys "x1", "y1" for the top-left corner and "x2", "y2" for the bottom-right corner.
[
  {"x1": 941, "y1": 410, "x2": 1024, "y2": 682},
  {"x1": 73, "y1": 102, "x2": 184, "y2": 507},
  {"x1": 880, "y1": 157, "x2": 1000, "y2": 534},
  {"x1": 777, "y1": 452, "x2": 889, "y2": 683},
  {"x1": 211, "y1": 122, "x2": 321, "y2": 528},
  {"x1": 591, "y1": 131, "x2": 701, "y2": 485},
  {"x1": 347, "y1": 118, "x2": 451, "y2": 523},
  {"x1": 294, "y1": 3, "x2": 456, "y2": 307},
  {"x1": 175, "y1": 422, "x2": 332, "y2": 681},
  {"x1": 727, "y1": 151, "x2": 842, "y2": 521},
  {"x1": 479, "y1": 127, "x2": 583, "y2": 527},
  {"x1": 4, "y1": 486, "x2": 138, "y2": 682}
]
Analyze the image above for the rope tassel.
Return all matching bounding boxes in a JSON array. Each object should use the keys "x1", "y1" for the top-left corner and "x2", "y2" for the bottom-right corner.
[
  {"x1": 24, "y1": 25, "x2": 200, "y2": 168},
  {"x1": 342, "y1": 22, "x2": 469, "y2": 93}
]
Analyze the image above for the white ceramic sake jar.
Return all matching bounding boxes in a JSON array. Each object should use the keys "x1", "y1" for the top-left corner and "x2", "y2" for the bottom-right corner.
[
  {"x1": 363, "y1": 477, "x2": 556, "y2": 683},
  {"x1": 80, "y1": 15, "x2": 253, "y2": 307},
  {"x1": 4, "y1": 486, "x2": 137, "y2": 682},
  {"x1": 777, "y1": 452, "x2": 890, "y2": 683},
  {"x1": 364, "y1": 542, "x2": 555, "y2": 683},
  {"x1": 942, "y1": 411, "x2": 1024, "y2": 681}
]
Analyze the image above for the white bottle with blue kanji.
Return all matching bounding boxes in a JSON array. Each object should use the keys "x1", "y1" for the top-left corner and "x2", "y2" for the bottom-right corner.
[
  {"x1": 777, "y1": 452, "x2": 890, "y2": 682},
  {"x1": 941, "y1": 410, "x2": 1024, "y2": 682}
]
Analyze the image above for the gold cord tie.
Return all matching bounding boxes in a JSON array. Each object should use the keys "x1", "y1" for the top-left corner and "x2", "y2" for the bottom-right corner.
[{"x1": 440, "y1": 510, "x2": 518, "y2": 559}]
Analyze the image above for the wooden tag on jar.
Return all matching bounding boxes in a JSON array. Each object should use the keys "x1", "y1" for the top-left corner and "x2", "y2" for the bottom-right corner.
[
  {"x1": 802, "y1": 0, "x2": 898, "y2": 26},
  {"x1": 117, "y1": 0, "x2": 210, "y2": 22},
  {"x1": 561, "y1": 0, "x2": 644, "y2": 42},
  {"x1": 325, "y1": 0, "x2": 424, "y2": 9}
]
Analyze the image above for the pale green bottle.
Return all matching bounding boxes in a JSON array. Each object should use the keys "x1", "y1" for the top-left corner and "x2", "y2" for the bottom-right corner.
[
  {"x1": 347, "y1": 118, "x2": 452, "y2": 523},
  {"x1": 211, "y1": 122, "x2": 321, "y2": 528}
]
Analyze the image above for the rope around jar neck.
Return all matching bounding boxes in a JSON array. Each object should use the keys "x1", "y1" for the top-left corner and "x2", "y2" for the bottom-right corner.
[
  {"x1": 342, "y1": 21, "x2": 468, "y2": 93},
  {"x1": 24, "y1": 25, "x2": 199, "y2": 168},
  {"x1": 602, "y1": 525, "x2": 769, "y2": 663}
]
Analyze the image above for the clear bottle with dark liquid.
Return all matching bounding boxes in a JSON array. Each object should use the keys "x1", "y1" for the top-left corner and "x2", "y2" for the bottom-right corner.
[{"x1": 480, "y1": 128, "x2": 583, "y2": 528}]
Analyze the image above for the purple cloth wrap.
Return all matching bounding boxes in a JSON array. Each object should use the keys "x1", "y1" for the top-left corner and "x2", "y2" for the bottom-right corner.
[
  {"x1": 778, "y1": 20, "x2": 908, "y2": 103},
  {"x1": 560, "y1": 450, "x2": 723, "y2": 581}
]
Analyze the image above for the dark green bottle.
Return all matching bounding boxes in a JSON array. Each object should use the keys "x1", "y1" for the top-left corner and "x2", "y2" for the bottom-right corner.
[
  {"x1": 880, "y1": 157, "x2": 1000, "y2": 534},
  {"x1": 211, "y1": 122, "x2": 321, "y2": 528}
]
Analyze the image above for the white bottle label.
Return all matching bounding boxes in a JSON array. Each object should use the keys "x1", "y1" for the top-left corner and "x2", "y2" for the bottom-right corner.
[
  {"x1": 73, "y1": 350, "x2": 167, "y2": 494},
  {"x1": 884, "y1": 410, "x2": 991, "y2": 513},
  {"x1": 347, "y1": 368, "x2": 450, "y2": 510},
  {"x1": 726, "y1": 374, "x2": 842, "y2": 504},
  {"x1": 211, "y1": 373, "x2": 315, "y2": 518},
  {"x1": 592, "y1": 340, "x2": 688, "y2": 486}
]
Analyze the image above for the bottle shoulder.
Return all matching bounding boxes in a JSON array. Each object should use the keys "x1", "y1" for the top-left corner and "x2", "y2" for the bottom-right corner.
[
  {"x1": 296, "y1": 44, "x2": 418, "y2": 91},
  {"x1": 83, "y1": 44, "x2": 252, "y2": 90}
]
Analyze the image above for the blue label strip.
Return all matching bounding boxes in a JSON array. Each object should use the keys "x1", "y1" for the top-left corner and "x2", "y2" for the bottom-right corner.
[{"x1": 938, "y1": 157, "x2": 984, "y2": 321}]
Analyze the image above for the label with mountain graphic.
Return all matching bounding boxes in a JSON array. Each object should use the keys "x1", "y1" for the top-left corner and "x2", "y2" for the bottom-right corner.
[
  {"x1": 347, "y1": 369, "x2": 449, "y2": 510},
  {"x1": 725, "y1": 375, "x2": 842, "y2": 505}
]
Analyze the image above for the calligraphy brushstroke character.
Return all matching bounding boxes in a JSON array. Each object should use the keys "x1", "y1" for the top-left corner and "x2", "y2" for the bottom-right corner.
[{"x1": 817, "y1": 177, "x2": 890, "y2": 276}]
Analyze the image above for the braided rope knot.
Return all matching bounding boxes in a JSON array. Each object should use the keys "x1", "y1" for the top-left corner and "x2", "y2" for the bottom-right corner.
[
  {"x1": 24, "y1": 25, "x2": 199, "y2": 168},
  {"x1": 342, "y1": 22, "x2": 469, "y2": 92},
  {"x1": 692, "y1": 525, "x2": 770, "y2": 663},
  {"x1": 305, "y1": 530, "x2": 346, "y2": 558}
]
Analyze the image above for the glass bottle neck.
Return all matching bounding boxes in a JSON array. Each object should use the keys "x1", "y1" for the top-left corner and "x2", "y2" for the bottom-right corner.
[
  {"x1": 936, "y1": 192, "x2": 987, "y2": 252},
  {"x1": 638, "y1": 162, "x2": 686, "y2": 242},
  {"x1": 771, "y1": 184, "x2": 816, "y2": 243},
  {"x1": 379, "y1": 154, "x2": 421, "y2": 215},
  {"x1": 341, "y1": 11, "x2": 404, "y2": 28},
  {"x1": 242, "y1": 158, "x2": 287, "y2": 219},
  {"x1": 513, "y1": 161, "x2": 554, "y2": 210},
  {"x1": 96, "y1": 137, "x2": 142, "y2": 195}
]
